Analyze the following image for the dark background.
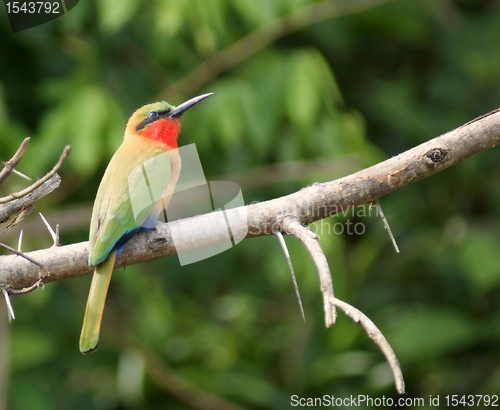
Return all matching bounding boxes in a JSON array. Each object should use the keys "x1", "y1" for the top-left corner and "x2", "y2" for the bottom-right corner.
[{"x1": 1, "y1": 0, "x2": 500, "y2": 408}]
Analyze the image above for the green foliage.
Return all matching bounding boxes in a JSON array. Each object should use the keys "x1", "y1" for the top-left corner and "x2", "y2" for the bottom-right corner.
[{"x1": 1, "y1": 0, "x2": 500, "y2": 408}]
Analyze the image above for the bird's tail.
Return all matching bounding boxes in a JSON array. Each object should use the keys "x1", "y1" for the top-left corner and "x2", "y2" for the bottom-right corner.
[{"x1": 79, "y1": 249, "x2": 117, "y2": 354}]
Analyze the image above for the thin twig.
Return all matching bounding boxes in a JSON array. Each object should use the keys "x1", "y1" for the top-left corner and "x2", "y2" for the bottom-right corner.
[
  {"x1": 371, "y1": 200, "x2": 399, "y2": 253},
  {"x1": 0, "y1": 145, "x2": 71, "y2": 205},
  {"x1": 0, "y1": 137, "x2": 30, "y2": 185},
  {"x1": 329, "y1": 294, "x2": 405, "y2": 394},
  {"x1": 282, "y1": 216, "x2": 336, "y2": 327},
  {"x1": 7, "y1": 279, "x2": 44, "y2": 295},
  {"x1": 275, "y1": 230, "x2": 306, "y2": 323},
  {"x1": 3, "y1": 204, "x2": 35, "y2": 232}
]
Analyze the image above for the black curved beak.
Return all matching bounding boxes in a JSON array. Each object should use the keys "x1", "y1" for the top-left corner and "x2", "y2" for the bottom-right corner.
[{"x1": 168, "y1": 93, "x2": 213, "y2": 118}]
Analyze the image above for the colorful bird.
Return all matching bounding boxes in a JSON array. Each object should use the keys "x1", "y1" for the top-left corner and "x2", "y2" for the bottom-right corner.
[{"x1": 80, "y1": 93, "x2": 213, "y2": 354}]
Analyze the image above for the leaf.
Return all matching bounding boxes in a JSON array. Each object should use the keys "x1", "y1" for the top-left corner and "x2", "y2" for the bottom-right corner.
[
  {"x1": 285, "y1": 49, "x2": 324, "y2": 132},
  {"x1": 460, "y1": 229, "x2": 500, "y2": 294},
  {"x1": 388, "y1": 307, "x2": 474, "y2": 360},
  {"x1": 67, "y1": 85, "x2": 109, "y2": 175},
  {"x1": 97, "y1": 0, "x2": 140, "y2": 34},
  {"x1": 11, "y1": 329, "x2": 56, "y2": 370}
]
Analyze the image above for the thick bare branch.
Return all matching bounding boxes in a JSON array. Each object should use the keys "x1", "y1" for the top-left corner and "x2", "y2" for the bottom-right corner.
[{"x1": 1, "y1": 109, "x2": 500, "y2": 288}]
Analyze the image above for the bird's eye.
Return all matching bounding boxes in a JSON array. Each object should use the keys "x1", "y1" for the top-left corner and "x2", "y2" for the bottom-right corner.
[{"x1": 147, "y1": 111, "x2": 158, "y2": 119}]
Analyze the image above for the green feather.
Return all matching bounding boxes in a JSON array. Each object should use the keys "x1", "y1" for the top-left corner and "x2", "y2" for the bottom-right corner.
[{"x1": 88, "y1": 150, "x2": 171, "y2": 265}]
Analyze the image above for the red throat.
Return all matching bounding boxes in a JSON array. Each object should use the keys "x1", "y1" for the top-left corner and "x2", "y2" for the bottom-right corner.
[{"x1": 141, "y1": 118, "x2": 181, "y2": 148}]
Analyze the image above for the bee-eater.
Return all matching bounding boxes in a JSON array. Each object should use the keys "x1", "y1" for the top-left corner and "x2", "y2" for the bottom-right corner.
[{"x1": 80, "y1": 93, "x2": 213, "y2": 354}]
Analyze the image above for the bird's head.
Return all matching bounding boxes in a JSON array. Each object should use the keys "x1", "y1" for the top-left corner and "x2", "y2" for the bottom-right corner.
[{"x1": 126, "y1": 93, "x2": 213, "y2": 148}]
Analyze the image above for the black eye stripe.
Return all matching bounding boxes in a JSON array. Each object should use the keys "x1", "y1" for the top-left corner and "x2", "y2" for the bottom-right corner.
[{"x1": 135, "y1": 108, "x2": 171, "y2": 131}]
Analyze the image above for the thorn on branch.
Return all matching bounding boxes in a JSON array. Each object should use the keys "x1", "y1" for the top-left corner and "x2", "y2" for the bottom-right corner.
[
  {"x1": 1, "y1": 289, "x2": 15, "y2": 322},
  {"x1": 0, "y1": 137, "x2": 30, "y2": 185},
  {"x1": 1, "y1": 161, "x2": 31, "y2": 181},
  {"x1": 18, "y1": 229, "x2": 23, "y2": 251},
  {"x1": 39, "y1": 212, "x2": 60, "y2": 247},
  {"x1": 1, "y1": 277, "x2": 45, "y2": 322},
  {"x1": 371, "y1": 200, "x2": 400, "y2": 253},
  {"x1": 0, "y1": 241, "x2": 43, "y2": 268},
  {"x1": 274, "y1": 230, "x2": 306, "y2": 323}
]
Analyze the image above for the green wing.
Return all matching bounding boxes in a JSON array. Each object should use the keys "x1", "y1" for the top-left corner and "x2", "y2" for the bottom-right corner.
[
  {"x1": 88, "y1": 179, "x2": 139, "y2": 266},
  {"x1": 88, "y1": 149, "x2": 172, "y2": 266}
]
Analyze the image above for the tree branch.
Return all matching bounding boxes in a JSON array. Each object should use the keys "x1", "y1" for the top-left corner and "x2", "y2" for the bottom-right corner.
[
  {"x1": 0, "y1": 175, "x2": 61, "y2": 225},
  {"x1": 1, "y1": 109, "x2": 500, "y2": 288},
  {"x1": 0, "y1": 145, "x2": 71, "y2": 205},
  {"x1": 330, "y1": 294, "x2": 405, "y2": 394}
]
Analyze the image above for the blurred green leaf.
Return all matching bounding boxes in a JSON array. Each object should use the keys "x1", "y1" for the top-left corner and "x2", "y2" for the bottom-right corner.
[
  {"x1": 460, "y1": 229, "x2": 500, "y2": 294},
  {"x1": 10, "y1": 330, "x2": 56, "y2": 370},
  {"x1": 389, "y1": 307, "x2": 474, "y2": 360},
  {"x1": 286, "y1": 49, "x2": 324, "y2": 132},
  {"x1": 97, "y1": 0, "x2": 140, "y2": 34}
]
